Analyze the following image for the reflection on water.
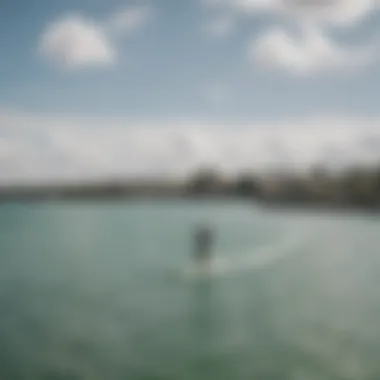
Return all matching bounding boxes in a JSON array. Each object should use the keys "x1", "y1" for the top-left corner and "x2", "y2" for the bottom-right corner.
[{"x1": 0, "y1": 202, "x2": 379, "y2": 379}]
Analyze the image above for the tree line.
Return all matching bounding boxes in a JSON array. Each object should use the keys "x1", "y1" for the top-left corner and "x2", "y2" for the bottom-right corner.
[
  {"x1": 185, "y1": 165, "x2": 380, "y2": 208},
  {"x1": 1, "y1": 164, "x2": 380, "y2": 209}
]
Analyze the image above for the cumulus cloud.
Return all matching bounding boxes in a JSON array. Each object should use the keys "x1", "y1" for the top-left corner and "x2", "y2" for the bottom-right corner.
[
  {"x1": 1, "y1": 110, "x2": 380, "y2": 184},
  {"x1": 39, "y1": 4, "x2": 153, "y2": 70},
  {"x1": 203, "y1": 0, "x2": 380, "y2": 74},
  {"x1": 251, "y1": 26, "x2": 376, "y2": 74},
  {"x1": 39, "y1": 15, "x2": 116, "y2": 69},
  {"x1": 209, "y1": 0, "x2": 380, "y2": 26},
  {"x1": 0, "y1": 138, "x2": 16, "y2": 162}
]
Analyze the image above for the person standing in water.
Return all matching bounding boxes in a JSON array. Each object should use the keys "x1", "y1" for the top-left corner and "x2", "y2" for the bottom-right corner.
[{"x1": 193, "y1": 224, "x2": 214, "y2": 270}]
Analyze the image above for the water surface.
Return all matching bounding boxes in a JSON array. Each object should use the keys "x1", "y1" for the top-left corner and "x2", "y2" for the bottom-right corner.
[{"x1": 0, "y1": 200, "x2": 379, "y2": 380}]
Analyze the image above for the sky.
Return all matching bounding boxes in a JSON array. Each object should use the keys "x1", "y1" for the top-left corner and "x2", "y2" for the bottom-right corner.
[{"x1": 1, "y1": 0, "x2": 380, "y2": 183}]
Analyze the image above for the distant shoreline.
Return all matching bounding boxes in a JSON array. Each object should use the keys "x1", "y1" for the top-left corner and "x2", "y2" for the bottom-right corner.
[
  {"x1": 0, "y1": 184, "x2": 379, "y2": 213},
  {"x1": 1, "y1": 165, "x2": 379, "y2": 211}
]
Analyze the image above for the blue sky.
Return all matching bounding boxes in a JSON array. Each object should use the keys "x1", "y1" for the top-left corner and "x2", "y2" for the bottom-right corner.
[{"x1": 1, "y1": 0, "x2": 380, "y2": 182}]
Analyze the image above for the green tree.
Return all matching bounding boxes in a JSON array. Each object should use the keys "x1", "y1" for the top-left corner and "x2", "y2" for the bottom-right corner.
[
  {"x1": 186, "y1": 168, "x2": 225, "y2": 195},
  {"x1": 234, "y1": 174, "x2": 261, "y2": 198}
]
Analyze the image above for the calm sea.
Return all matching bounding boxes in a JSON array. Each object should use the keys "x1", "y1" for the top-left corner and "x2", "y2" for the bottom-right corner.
[{"x1": 0, "y1": 200, "x2": 380, "y2": 380}]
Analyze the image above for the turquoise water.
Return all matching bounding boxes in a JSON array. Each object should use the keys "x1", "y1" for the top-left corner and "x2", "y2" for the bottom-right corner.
[{"x1": 1, "y1": 200, "x2": 380, "y2": 380}]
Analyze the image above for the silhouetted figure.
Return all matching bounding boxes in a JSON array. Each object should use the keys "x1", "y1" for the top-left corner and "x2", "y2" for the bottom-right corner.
[{"x1": 193, "y1": 224, "x2": 214, "y2": 268}]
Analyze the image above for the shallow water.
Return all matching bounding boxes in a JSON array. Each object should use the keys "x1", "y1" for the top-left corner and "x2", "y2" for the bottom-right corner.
[{"x1": 0, "y1": 200, "x2": 380, "y2": 380}]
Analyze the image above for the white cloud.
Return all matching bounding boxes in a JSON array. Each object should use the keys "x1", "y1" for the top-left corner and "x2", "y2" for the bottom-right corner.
[
  {"x1": 1, "y1": 110, "x2": 380, "y2": 184},
  {"x1": 39, "y1": 15, "x2": 116, "y2": 69},
  {"x1": 107, "y1": 5, "x2": 153, "y2": 35},
  {"x1": 215, "y1": 0, "x2": 380, "y2": 27},
  {"x1": 203, "y1": 0, "x2": 380, "y2": 75},
  {"x1": 38, "y1": 4, "x2": 153, "y2": 70},
  {"x1": 0, "y1": 138, "x2": 16, "y2": 161},
  {"x1": 286, "y1": 0, "x2": 379, "y2": 27},
  {"x1": 251, "y1": 26, "x2": 377, "y2": 74}
]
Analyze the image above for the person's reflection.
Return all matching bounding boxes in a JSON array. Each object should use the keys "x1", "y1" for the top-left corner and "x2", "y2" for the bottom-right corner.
[
  {"x1": 187, "y1": 274, "x2": 290, "y2": 379},
  {"x1": 190, "y1": 279, "x2": 215, "y2": 342},
  {"x1": 187, "y1": 279, "x2": 221, "y2": 380}
]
